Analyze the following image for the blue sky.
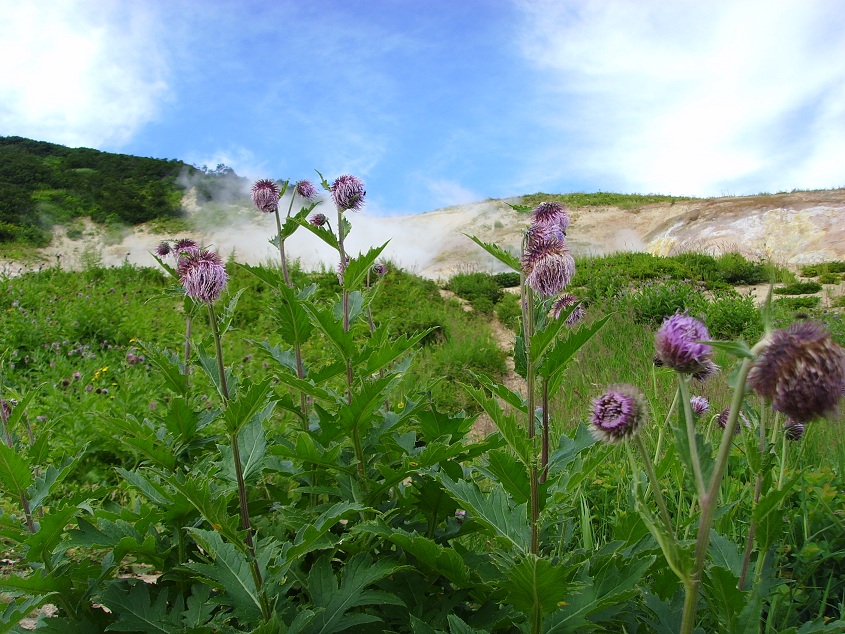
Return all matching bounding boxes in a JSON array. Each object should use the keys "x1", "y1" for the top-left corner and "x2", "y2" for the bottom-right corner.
[{"x1": 2, "y1": 0, "x2": 844, "y2": 217}]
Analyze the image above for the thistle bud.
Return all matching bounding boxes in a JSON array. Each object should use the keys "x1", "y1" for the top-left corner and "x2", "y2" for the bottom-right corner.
[
  {"x1": 331, "y1": 174, "x2": 366, "y2": 211},
  {"x1": 590, "y1": 385, "x2": 647, "y2": 443},
  {"x1": 655, "y1": 313, "x2": 713, "y2": 375},
  {"x1": 251, "y1": 179, "x2": 281, "y2": 213}
]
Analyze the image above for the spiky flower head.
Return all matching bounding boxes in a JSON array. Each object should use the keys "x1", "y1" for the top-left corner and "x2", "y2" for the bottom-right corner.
[
  {"x1": 178, "y1": 248, "x2": 228, "y2": 303},
  {"x1": 550, "y1": 293, "x2": 585, "y2": 326},
  {"x1": 0, "y1": 398, "x2": 11, "y2": 422},
  {"x1": 372, "y1": 262, "x2": 387, "y2": 276},
  {"x1": 295, "y1": 180, "x2": 318, "y2": 200},
  {"x1": 523, "y1": 242, "x2": 575, "y2": 297},
  {"x1": 717, "y1": 407, "x2": 749, "y2": 434},
  {"x1": 309, "y1": 213, "x2": 328, "y2": 227},
  {"x1": 173, "y1": 238, "x2": 198, "y2": 254},
  {"x1": 784, "y1": 420, "x2": 806, "y2": 441},
  {"x1": 251, "y1": 179, "x2": 281, "y2": 213},
  {"x1": 590, "y1": 384, "x2": 647, "y2": 443},
  {"x1": 747, "y1": 321, "x2": 845, "y2": 423},
  {"x1": 155, "y1": 241, "x2": 172, "y2": 257},
  {"x1": 331, "y1": 174, "x2": 366, "y2": 211},
  {"x1": 690, "y1": 395, "x2": 710, "y2": 417},
  {"x1": 655, "y1": 313, "x2": 713, "y2": 375},
  {"x1": 531, "y1": 201, "x2": 570, "y2": 235}
]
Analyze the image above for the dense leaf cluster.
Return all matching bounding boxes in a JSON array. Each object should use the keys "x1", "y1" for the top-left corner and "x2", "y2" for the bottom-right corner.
[{"x1": 0, "y1": 136, "x2": 246, "y2": 245}]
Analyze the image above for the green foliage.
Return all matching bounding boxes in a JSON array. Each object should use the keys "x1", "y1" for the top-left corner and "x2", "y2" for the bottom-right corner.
[
  {"x1": 774, "y1": 281, "x2": 823, "y2": 295},
  {"x1": 800, "y1": 261, "x2": 845, "y2": 276},
  {"x1": 493, "y1": 272, "x2": 521, "y2": 288},
  {"x1": 0, "y1": 136, "x2": 247, "y2": 246},
  {"x1": 447, "y1": 272, "x2": 503, "y2": 311},
  {"x1": 520, "y1": 191, "x2": 696, "y2": 210},
  {"x1": 774, "y1": 296, "x2": 821, "y2": 310}
]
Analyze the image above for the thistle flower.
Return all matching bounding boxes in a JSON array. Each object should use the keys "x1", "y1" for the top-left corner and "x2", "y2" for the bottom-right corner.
[
  {"x1": 550, "y1": 293, "x2": 585, "y2": 326},
  {"x1": 0, "y1": 398, "x2": 12, "y2": 422},
  {"x1": 309, "y1": 213, "x2": 328, "y2": 227},
  {"x1": 717, "y1": 407, "x2": 748, "y2": 434},
  {"x1": 179, "y1": 248, "x2": 228, "y2": 304},
  {"x1": 531, "y1": 201, "x2": 570, "y2": 235},
  {"x1": 331, "y1": 174, "x2": 366, "y2": 211},
  {"x1": 784, "y1": 420, "x2": 806, "y2": 441},
  {"x1": 747, "y1": 321, "x2": 845, "y2": 423},
  {"x1": 523, "y1": 242, "x2": 575, "y2": 296},
  {"x1": 174, "y1": 238, "x2": 197, "y2": 252},
  {"x1": 155, "y1": 241, "x2": 172, "y2": 257},
  {"x1": 655, "y1": 313, "x2": 713, "y2": 375},
  {"x1": 295, "y1": 179, "x2": 318, "y2": 200},
  {"x1": 590, "y1": 384, "x2": 647, "y2": 443},
  {"x1": 372, "y1": 262, "x2": 387, "y2": 276},
  {"x1": 690, "y1": 395, "x2": 710, "y2": 417},
  {"x1": 251, "y1": 179, "x2": 281, "y2": 213}
]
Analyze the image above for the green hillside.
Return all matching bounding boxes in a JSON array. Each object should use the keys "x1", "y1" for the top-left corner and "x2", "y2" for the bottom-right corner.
[{"x1": 0, "y1": 136, "x2": 245, "y2": 246}]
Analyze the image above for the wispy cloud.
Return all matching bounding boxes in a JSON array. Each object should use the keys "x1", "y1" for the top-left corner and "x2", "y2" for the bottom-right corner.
[
  {"x1": 0, "y1": 1, "x2": 170, "y2": 148},
  {"x1": 513, "y1": 0, "x2": 845, "y2": 196}
]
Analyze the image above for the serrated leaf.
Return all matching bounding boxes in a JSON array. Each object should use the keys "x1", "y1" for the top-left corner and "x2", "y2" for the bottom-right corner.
[
  {"x1": 447, "y1": 614, "x2": 488, "y2": 634},
  {"x1": 222, "y1": 376, "x2": 275, "y2": 435},
  {"x1": 479, "y1": 449, "x2": 530, "y2": 505},
  {"x1": 160, "y1": 473, "x2": 242, "y2": 548},
  {"x1": 306, "y1": 553, "x2": 407, "y2": 634},
  {"x1": 462, "y1": 384, "x2": 531, "y2": 467},
  {"x1": 507, "y1": 554, "x2": 572, "y2": 617},
  {"x1": 0, "y1": 569, "x2": 71, "y2": 594},
  {"x1": 217, "y1": 287, "x2": 245, "y2": 337},
  {"x1": 304, "y1": 302, "x2": 357, "y2": 361},
  {"x1": 195, "y1": 344, "x2": 234, "y2": 402},
  {"x1": 547, "y1": 424, "x2": 597, "y2": 476},
  {"x1": 185, "y1": 528, "x2": 263, "y2": 624},
  {"x1": 544, "y1": 553, "x2": 654, "y2": 633},
  {"x1": 705, "y1": 339, "x2": 754, "y2": 359},
  {"x1": 0, "y1": 441, "x2": 32, "y2": 496},
  {"x1": 0, "y1": 593, "x2": 54, "y2": 634},
  {"x1": 162, "y1": 397, "x2": 200, "y2": 443},
  {"x1": 181, "y1": 584, "x2": 215, "y2": 629},
  {"x1": 293, "y1": 214, "x2": 340, "y2": 250},
  {"x1": 27, "y1": 457, "x2": 75, "y2": 512},
  {"x1": 343, "y1": 243, "x2": 389, "y2": 290},
  {"x1": 141, "y1": 345, "x2": 189, "y2": 397},
  {"x1": 355, "y1": 325, "x2": 434, "y2": 376},
  {"x1": 703, "y1": 566, "x2": 747, "y2": 631},
  {"x1": 463, "y1": 234, "x2": 520, "y2": 271},
  {"x1": 541, "y1": 315, "x2": 611, "y2": 392},
  {"x1": 287, "y1": 501, "x2": 366, "y2": 562},
  {"x1": 273, "y1": 282, "x2": 315, "y2": 347},
  {"x1": 220, "y1": 415, "x2": 268, "y2": 484},
  {"x1": 24, "y1": 503, "x2": 82, "y2": 563},
  {"x1": 333, "y1": 291, "x2": 364, "y2": 324},
  {"x1": 101, "y1": 581, "x2": 180, "y2": 633},
  {"x1": 437, "y1": 474, "x2": 529, "y2": 554},
  {"x1": 338, "y1": 374, "x2": 397, "y2": 441},
  {"x1": 708, "y1": 530, "x2": 743, "y2": 577}
]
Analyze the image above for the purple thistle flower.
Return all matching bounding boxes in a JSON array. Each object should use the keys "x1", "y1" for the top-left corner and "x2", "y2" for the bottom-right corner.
[
  {"x1": 655, "y1": 313, "x2": 713, "y2": 375},
  {"x1": 251, "y1": 179, "x2": 281, "y2": 213},
  {"x1": 784, "y1": 420, "x2": 805, "y2": 441},
  {"x1": 372, "y1": 262, "x2": 387, "y2": 276},
  {"x1": 523, "y1": 242, "x2": 575, "y2": 297},
  {"x1": 295, "y1": 180, "x2": 318, "y2": 200},
  {"x1": 309, "y1": 213, "x2": 328, "y2": 227},
  {"x1": 590, "y1": 384, "x2": 647, "y2": 443},
  {"x1": 331, "y1": 174, "x2": 366, "y2": 211},
  {"x1": 531, "y1": 201, "x2": 570, "y2": 235},
  {"x1": 174, "y1": 238, "x2": 197, "y2": 252},
  {"x1": 747, "y1": 321, "x2": 845, "y2": 423},
  {"x1": 179, "y1": 248, "x2": 228, "y2": 304},
  {"x1": 0, "y1": 398, "x2": 12, "y2": 422},
  {"x1": 550, "y1": 293, "x2": 585, "y2": 326},
  {"x1": 690, "y1": 395, "x2": 710, "y2": 417},
  {"x1": 717, "y1": 407, "x2": 749, "y2": 434},
  {"x1": 155, "y1": 241, "x2": 172, "y2": 257}
]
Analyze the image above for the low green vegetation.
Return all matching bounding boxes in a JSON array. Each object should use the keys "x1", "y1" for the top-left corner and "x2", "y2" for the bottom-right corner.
[
  {"x1": 520, "y1": 191, "x2": 697, "y2": 209},
  {"x1": 774, "y1": 280, "x2": 823, "y2": 295}
]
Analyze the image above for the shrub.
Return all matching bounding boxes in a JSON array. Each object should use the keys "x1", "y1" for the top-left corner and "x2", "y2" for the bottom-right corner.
[
  {"x1": 775, "y1": 296, "x2": 821, "y2": 310},
  {"x1": 774, "y1": 281, "x2": 822, "y2": 295},
  {"x1": 493, "y1": 271, "x2": 521, "y2": 288},
  {"x1": 624, "y1": 280, "x2": 708, "y2": 326},
  {"x1": 715, "y1": 252, "x2": 768, "y2": 285},
  {"x1": 496, "y1": 291, "x2": 521, "y2": 330},
  {"x1": 703, "y1": 293, "x2": 763, "y2": 340},
  {"x1": 818, "y1": 273, "x2": 841, "y2": 285},
  {"x1": 446, "y1": 272, "x2": 503, "y2": 307}
]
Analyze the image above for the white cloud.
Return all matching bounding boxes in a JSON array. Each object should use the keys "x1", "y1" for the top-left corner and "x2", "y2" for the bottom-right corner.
[
  {"x1": 426, "y1": 179, "x2": 480, "y2": 209},
  {"x1": 0, "y1": 1, "x2": 170, "y2": 148},
  {"x1": 513, "y1": 0, "x2": 845, "y2": 195}
]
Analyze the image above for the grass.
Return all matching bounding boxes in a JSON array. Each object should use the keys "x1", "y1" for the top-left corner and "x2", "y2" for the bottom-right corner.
[{"x1": 520, "y1": 191, "x2": 698, "y2": 210}]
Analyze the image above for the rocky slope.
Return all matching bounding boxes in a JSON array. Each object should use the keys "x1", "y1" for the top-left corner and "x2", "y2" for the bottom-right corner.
[{"x1": 2, "y1": 188, "x2": 844, "y2": 280}]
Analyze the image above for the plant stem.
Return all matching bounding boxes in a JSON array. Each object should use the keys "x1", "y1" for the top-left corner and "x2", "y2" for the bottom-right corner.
[
  {"x1": 540, "y1": 379, "x2": 550, "y2": 484},
  {"x1": 634, "y1": 434, "x2": 674, "y2": 535},
  {"x1": 654, "y1": 388, "x2": 679, "y2": 462},
  {"x1": 183, "y1": 314, "x2": 193, "y2": 374},
  {"x1": 677, "y1": 376, "x2": 706, "y2": 499},
  {"x1": 680, "y1": 345, "x2": 761, "y2": 634},
  {"x1": 521, "y1": 276, "x2": 540, "y2": 555},
  {"x1": 739, "y1": 404, "x2": 767, "y2": 589},
  {"x1": 208, "y1": 303, "x2": 269, "y2": 620}
]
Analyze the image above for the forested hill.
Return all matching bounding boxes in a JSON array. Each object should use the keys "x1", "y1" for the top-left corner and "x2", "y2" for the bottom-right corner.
[{"x1": 0, "y1": 136, "x2": 246, "y2": 245}]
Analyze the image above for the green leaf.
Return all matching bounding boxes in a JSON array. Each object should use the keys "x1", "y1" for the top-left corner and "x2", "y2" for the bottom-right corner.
[
  {"x1": 704, "y1": 339, "x2": 754, "y2": 359},
  {"x1": 507, "y1": 554, "x2": 574, "y2": 617},
  {"x1": 355, "y1": 325, "x2": 434, "y2": 376},
  {"x1": 0, "y1": 441, "x2": 32, "y2": 496},
  {"x1": 27, "y1": 457, "x2": 76, "y2": 512},
  {"x1": 160, "y1": 472, "x2": 242, "y2": 548},
  {"x1": 547, "y1": 424, "x2": 597, "y2": 476},
  {"x1": 306, "y1": 552, "x2": 408, "y2": 634},
  {"x1": 273, "y1": 282, "x2": 315, "y2": 347},
  {"x1": 181, "y1": 584, "x2": 215, "y2": 629},
  {"x1": 478, "y1": 449, "x2": 530, "y2": 505},
  {"x1": 304, "y1": 302, "x2": 357, "y2": 361},
  {"x1": 708, "y1": 530, "x2": 743, "y2": 577},
  {"x1": 222, "y1": 376, "x2": 275, "y2": 435},
  {"x1": 343, "y1": 242, "x2": 389, "y2": 291},
  {"x1": 101, "y1": 581, "x2": 181, "y2": 633},
  {"x1": 541, "y1": 315, "x2": 611, "y2": 392},
  {"x1": 287, "y1": 501, "x2": 366, "y2": 562},
  {"x1": 338, "y1": 374, "x2": 398, "y2": 440},
  {"x1": 447, "y1": 614, "x2": 489, "y2": 634},
  {"x1": 107, "y1": 415, "x2": 177, "y2": 471},
  {"x1": 462, "y1": 383, "x2": 531, "y2": 467},
  {"x1": 0, "y1": 569, "x2": 71, "y2": 594},
  {"x1": 703, "y1": 566, "x2": 747, "y2": 631},
  {"x1": 24, "y1": 503, "x2": 82, "y2": 563},
  {"x1": 220, "y1": 415, "x2": 268, "y2": 484},
  {"x1": 437, "y1": 474, "x2": 530, "y2": 554},
  {"x1": 543, "y1": 553, "x2": 654, "y2": 633},
  {"x1": 141, "y1": 345, "x2": 189, "y2": 397},
  {"x1": 185, "y1": 528, "x2": 264, "y2": 624},
  {"x1": 217, "y1": 287, "x2": 245, "y2": 337},
  {"x1": 463, "y1": 234, "x2": 521, "y2": 271},
  {"x1": 161, "y1": 397, "x2": 200, "y2": 444},
  {"x1": 195, "y1": 344, "x2": 234, "y2": 402},
  {"x1": 255, "y1": 340, "x2": 300, "y2": 374},
  {"x1": 0, "y1": 594, "x2": 55, "y2": 634},
  {"x1": 294, "y1": 214, "x2": 340, "y2": 250}
]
